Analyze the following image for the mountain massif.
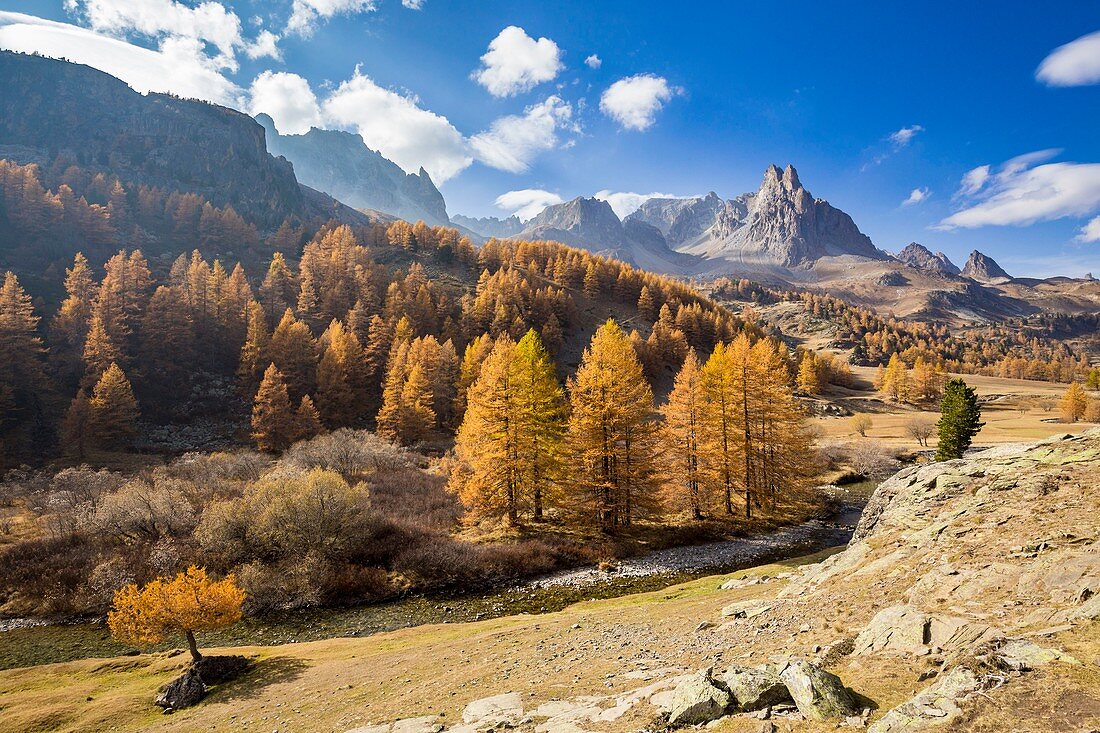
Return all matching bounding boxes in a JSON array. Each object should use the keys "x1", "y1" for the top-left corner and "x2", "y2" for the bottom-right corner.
[{"x1": 258, "y1": 115, "x2": 450, "y2": 227}]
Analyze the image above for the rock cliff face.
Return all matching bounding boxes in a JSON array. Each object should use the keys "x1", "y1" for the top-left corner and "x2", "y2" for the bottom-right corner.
[
  {"x1": 628, "y1": 192, "x2": 728, "y2": 247},
  {"x1": 961, "y1": 249, "x2": 1012, "y2": 283},
  {"x1": 258, "y1": 115, "x2": 450, "y2": 226},
  {"x1": 0, "y1": 51, "x2": 304, "y2": 228},
  {"x1": 894, "y1": 242, "x2": 961, "y2": 276},
  {"x1": 682, "y1": 165, "x2": 885, "y2": 267}
]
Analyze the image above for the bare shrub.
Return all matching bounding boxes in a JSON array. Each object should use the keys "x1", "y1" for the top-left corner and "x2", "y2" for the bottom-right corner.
[
  {"x1": 86, "y1": 557, "x2": 135, "y2": 607},
  {"x1": 904, "y1": 416, "x2": 935, "y2": 447},
  {"x1": 277, "y1": 429, "x2": 411, "y2": 482},
  {"x1": 846, "y1": 441, "x2": 898, "y2": 479},
  {"x1": 88, "y1": 478, "x2": 196, "y2": 542},
  {"x1": 40, "y1": 466, "x2": 125, "y2": 539}
]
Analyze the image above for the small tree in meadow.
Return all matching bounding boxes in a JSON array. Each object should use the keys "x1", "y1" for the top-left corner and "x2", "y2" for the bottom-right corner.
[
  {"x1": 851, "y1": 413, "x2": 872, "y2": 437},
  {"x1": 108, "y1": 566, "x2": 245, "y2": 662},
  {"x1": 936, "y1": 379, "x2": 983, "y2": 460}
]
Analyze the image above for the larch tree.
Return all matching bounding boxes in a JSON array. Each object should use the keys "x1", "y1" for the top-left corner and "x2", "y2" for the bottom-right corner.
[
  {"x1": 89, "y1": 362, "x2": 139, "y2": 449},
  {"x1": 750, "y1": 339, "x2": 813, "y2": 509},
  {"x1": 237, "y1": 300, "x2": 269, "y2": 398},
  {"x1": 252, "y1": 363, "x2": 297, "y2": 453},
  {"x1": 699, "y1": 341, "x2": 740, "y2": 515},
  {"x1": 662, "y1": 349, "x2": 705, "y2": 519},
  {"x1": 454, "y1": 332, "x2": 493, "y2": 420},
  {"x1": 108, "y1": 566, "x2": 245, "y2": 662},
  {"x1": 295, "y1": 394, "x2": 324, "y2": 441},
  {"x1": 0, "y1": 272, "x2": 46, "y2": 435},
  {"x1": 1060, "y1": 382, "x2": 1089, "y2": 423},
  {"x1": 796, "y1": 351, "x2": 821, "y2": 395},
  {"x1": 565, "y1": 320, "x2": 659, "y2": 533},
  {"x1": 81, "y1": 311, "x2": 122, "y2": 387},
  {"x1": 60, "y1": 389, "x2": 93, "y2": 460},
  {"x1": 878, "y1": 354, "x2": 910, "y2": 403},
  {"x1": 267, "y1": 309, "x2": 317, "y2": 401},
  {"x1": 52, "y1": 253, "x2": 97, "y2": 373},
  {"x1": 936, "y1": 378, "x2": 984, "y2": 460},
  {"x1": 512, "y1": 329, "x2": 566, "y2": 520},
  {"x1": 399, "y1": 362, "x2": 436, "y2": 443}
]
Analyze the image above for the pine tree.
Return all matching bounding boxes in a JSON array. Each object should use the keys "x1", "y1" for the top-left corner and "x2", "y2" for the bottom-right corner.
[
  {"x1": 936, "y1": 378, "x2": 984, "y2": 460},
  {"x1": 662, "y1": 349, "x2": 705, "y2": 518},
  {"x1": 565, "y1": 320, "x2": 659, "y2": 532},
  {"x1": 1060, "y1": 381, "x2": 1089, "y2": 423},
  {"x1": 89, "y1": 363, "x2": 139, "y2": 449},
  {"x1": 251, "y1": 364, "x2": 297, "y2": 453}
]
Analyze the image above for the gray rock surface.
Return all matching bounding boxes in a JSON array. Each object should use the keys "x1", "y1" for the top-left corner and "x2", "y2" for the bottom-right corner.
[
  {"x1": 776, "y1": 660, "x2": 859, "y2": 721},
  {"x1": 722, "y1": 665, "x2": 792, "y2": 711},
  {"x1": 666, "y1": 668, "x2": 732, "y2": 727}
]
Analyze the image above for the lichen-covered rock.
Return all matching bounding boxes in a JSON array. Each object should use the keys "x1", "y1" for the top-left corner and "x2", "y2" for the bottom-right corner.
[
  {"x1": 722, "y1": 665, "x2": 792, "y2": 711},
  {"x1": 776, "y1": 661, "x2": 858, "y2": 721},
  {"x1": 868, "y1": 666, "x2": 982, "y2": 732},
  {"x1": 461, "y1": 691, "x2": 523, "y2": 726},
  {"x1": 666, "y1": 667, "x2": 732, "y2": 727},
  {"x1": 154, "y1": 667, "x2": 205, "y2": 710},
  {"x1": 721, "y1": 599, "x2": 772, "y2": 618}
]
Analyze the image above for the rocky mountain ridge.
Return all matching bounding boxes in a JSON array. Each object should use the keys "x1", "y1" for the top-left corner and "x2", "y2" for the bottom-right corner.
[
  {"x1": 894, "y1": 242, "x2": 961, "y2": 276},
  {"x1": 258, "y1": 115, "x2": 450, "y2": 227},
  {"x1": 961, "y1": 249, "x2": 1013, "y2": 283}
]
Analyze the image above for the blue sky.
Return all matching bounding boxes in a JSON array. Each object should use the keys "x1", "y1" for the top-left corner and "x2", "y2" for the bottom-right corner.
[{"x1": 2, "y1": 1, "x2": 1100, "y2": 277}]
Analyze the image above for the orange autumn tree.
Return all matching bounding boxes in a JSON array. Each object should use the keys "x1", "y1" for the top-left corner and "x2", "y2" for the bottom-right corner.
[{"x1": 108, "y1": 566, "x2": 245, "y2": 662}]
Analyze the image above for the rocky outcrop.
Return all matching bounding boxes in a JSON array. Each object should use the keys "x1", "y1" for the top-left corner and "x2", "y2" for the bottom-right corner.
[
  {"x1": 451, "y1": 214, "x2": 524, "y2": 239},
  {"x1": 259, "y1": 116, "x2": 450, "y2": 226},
  {"x1": 776, "y1": 660, "x2": 860, "y2": 722},
  {"x1": 867, "y1": 666, "x2": 983, "y2": 733},
  {"x1": 961, "y1": 250, "x2": 1011, "y2": 283},
  {"x1": 895, "y1": 243, "x2": 960, "y2": 276},
  {"x1": 0, "y1": 51, "x2": 304, "y2": 229},
  {"x1": 155, "y1": 667, "x2": 205, "y2": 711}
]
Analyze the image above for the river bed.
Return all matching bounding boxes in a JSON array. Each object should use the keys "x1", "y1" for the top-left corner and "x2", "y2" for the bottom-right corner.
[{"x1": 0, "y1": 485, "x2": 874, "y2": 671}]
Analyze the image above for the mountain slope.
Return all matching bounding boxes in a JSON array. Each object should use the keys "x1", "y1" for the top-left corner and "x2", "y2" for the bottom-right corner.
[
  {"x1": 258, "y1": 115, "x2": 450, "y2": 226},
  {"x1": 0, "y1": 51, "x2": 304, "y2": 228},
  {"x1": 962, "y1": 249, "x2": 1012, "y2": 283},
  {"x1": 452, "y1": 214, "x2": 524, "y2": 239}
]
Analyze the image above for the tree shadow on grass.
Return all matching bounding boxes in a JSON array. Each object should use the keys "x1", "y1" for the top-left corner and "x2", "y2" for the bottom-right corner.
[{"x1": 205, "y1": 655, "x2": 309, "y2": 703}]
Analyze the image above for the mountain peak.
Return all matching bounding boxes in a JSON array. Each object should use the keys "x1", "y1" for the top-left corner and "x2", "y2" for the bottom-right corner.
[
  {"x1": 782, "y1": 164, "x2": 801, "y2": 191},
  {"x1": 961, "y1": 250, "x2": 1011, "y2": 283},
  {"x1": 896, "y1": 242, "x2": 960, "y2": 276}
]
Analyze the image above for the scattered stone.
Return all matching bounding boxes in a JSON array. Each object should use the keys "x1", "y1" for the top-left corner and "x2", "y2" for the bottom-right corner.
[
  {"x1": 695, "y1": 621, "x2": 716, "y2": 632},
  {"x1": 722, "y1": 665, "x2": 792, "y2": 712},
  {"x1": 776, "y1": 660, "x2": 859, "y2": 722},
  {"x1": 155, "y1": 667, "x2": 205, "y2": 710},
  {"x1": 666, "y1": 668, "x2": 732, "y2": 727}
]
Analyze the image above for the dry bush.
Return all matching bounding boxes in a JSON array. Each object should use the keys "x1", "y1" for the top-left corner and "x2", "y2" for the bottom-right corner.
[
  {"x1": 846, "y1": 440, "x2": 899, "y2": 479},
  {"x1": 87, "y1": 478, "x2": 196, "y2": 542},
  {"x1": 850, "y1": 413, "x2": 873, "y2": 437},
  {"x1": 278, "y1": 429, "x2": 411, "y2": 482},
  {"x1": 904, "y1": 416, "x2": 935, "y2": 447},
  {"x1": 158, "y1": 451, "x2": 269, "y2": 500},
  {"x1": 39, "y1": 466, "x2": 125, "y2": 539}
]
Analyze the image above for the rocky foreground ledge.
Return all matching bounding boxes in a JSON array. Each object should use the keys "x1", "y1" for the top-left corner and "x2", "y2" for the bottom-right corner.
[{"x1": 349, "y1": 431, "x2": 1100, "y2": 733}]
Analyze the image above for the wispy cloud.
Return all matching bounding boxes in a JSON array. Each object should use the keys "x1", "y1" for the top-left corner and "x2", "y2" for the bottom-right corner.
[
  {"x1": 889, "y1": 124, "x2": 924, "y2": 148},
  {"x1": 494, "y1": 189, "x2": 563, "y2": 221},
  {"x1": 901, "y1": 187, "x2": 930, "y2": 207}
]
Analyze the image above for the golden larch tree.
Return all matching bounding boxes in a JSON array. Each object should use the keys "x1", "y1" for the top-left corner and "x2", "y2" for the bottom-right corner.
[
  {"x1": 89, "y1": 362, "x2": 139, "y2": 448},
  {"x1": 108, "y1": 566, "x2": 245, "y2": 662},
  {"x1": 252, "y1": 363, "x2": 297, "y2": 453},
  {"x1": 662, "y1": 349, "x2": 706, "y2": 519},
  {"x1": 1061, "y1": 382, "x2": 1089, "y2": 423}
]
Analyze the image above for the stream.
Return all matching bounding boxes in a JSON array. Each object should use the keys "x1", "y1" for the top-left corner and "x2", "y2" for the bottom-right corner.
[{"x1": 0, "y1": 484, "x2": 873, "y2": 671}]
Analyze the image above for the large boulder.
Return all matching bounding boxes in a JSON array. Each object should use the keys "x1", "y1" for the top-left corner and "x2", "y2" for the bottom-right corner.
[
  {"x1": 776, "y1": 661, "x2": 859, "y2": 721},
  {"x1": 666, "y1": 667, "x2": 732, "y2": 727},
  {"x1": 155, "y1": 667, "x2": 205, "y2": 710},
  {"x1": 461, "y1": 692, "x2": 523, "y2": 727},
  {"x1": 722, "y1": 665, "x2": 792, "y2": 711}
]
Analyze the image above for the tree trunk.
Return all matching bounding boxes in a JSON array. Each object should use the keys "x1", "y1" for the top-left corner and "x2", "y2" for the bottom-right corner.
[{"x1": 185, "y1": 629, "x2": 202, "y2": 662}]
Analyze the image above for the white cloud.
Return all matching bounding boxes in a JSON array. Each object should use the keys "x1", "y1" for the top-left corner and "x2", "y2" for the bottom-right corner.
[
  {"x1": 585, "y1": 54, "x2": 601, "y2": 69},
  {"x1": 494, "y1": 189, "x2": 563, "y2": 221},
  {"x1": 402, "y1": 0, "x2": 424, "y2": 7},
  {"x1": 957, "y1": 165, "x2": 991, "y2": 197},
  {"x1": 599, "y1": 74, "x2": 676, "y2": 131},
  {"x1": 1037, "y1": 30, "x2": 1100, "y2": 87},
  {"x1": 0, "y1": 11, "x2": 241, "y2": 104},
  {"x1": 64, "y1": 0, "x2": 245, "y2": 67},
  {"x1": 322, "y1": 68, "x2": 471, "y2": 183},
  {"x1": 889, "y1": 124, "x2": 924, "y2": 148},
  {"x1": 288, "y1": 0, "x2": 377, "y2": 36},
  {"x1": 469, "y1": 96, "x2": 573, "y2": 173},
  {"x1": 939, "y1": 151, "x2": 1100, "y2": 230},
  {"x1": 593, "y1": 190, "x2": 683, "y2": 219},
  {"x1": 1078, "y1": 216, "x2": 1100, "y2": 243},
  {"x1": 901, "y1": 187, "x2": 930, "y2": 207},
  {"x1": 248, "y1": 71, "x2": 322, "y2": 134},
  {"x1": 472, "y1": 26, "x2": 562, "y2": 97},
  {"x1": 245, "y1": 29, "x2": 281, "y2": 60}
]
